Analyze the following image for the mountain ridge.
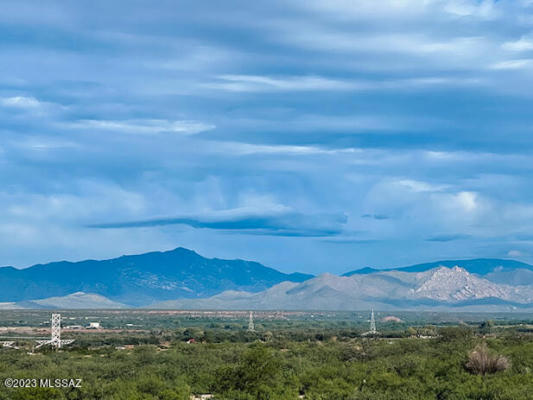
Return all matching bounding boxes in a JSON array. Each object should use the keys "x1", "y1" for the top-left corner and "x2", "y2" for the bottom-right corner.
[
  {"x1": 343, "y1": 258, "x2": 533, "y2": 276},
  {"x1": 0, "y1": 247, "x2": 312, "y2": 306},
  {"x1": 152, "y1": 266, "x2": 533, "y2": 311},
  {"x1": 2, "y1": 250, "x2": 533, "y2": 310}
]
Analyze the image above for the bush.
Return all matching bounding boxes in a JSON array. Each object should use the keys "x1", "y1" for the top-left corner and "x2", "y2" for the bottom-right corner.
[
  {"x1": 466, "y1": 343, "x2": 510, "y2": 375},
  {"x1": 438, "y1": 326, "x2": 473, "y2": 342}
]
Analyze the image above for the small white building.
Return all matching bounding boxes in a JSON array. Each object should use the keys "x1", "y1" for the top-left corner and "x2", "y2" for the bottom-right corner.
[{"x1": 88, "y1": 322, "x2": 101, "y2": 329}]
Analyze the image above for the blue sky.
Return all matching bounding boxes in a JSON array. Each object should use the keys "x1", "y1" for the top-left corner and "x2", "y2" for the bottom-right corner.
[{"x1": 2, "y1": 0, "x2": 533, "y2": 274}]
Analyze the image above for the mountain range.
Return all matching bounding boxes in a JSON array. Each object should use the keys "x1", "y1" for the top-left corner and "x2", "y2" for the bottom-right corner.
[
  {"x1": 153, "y1": 265, "x2": 533, "y2": 311},
  {"x1": 0, "y1": 248, "x2": 311, "y2": 307},
  {"x1": 1, "y1": 248, "x2": 533, "y2": 310}
]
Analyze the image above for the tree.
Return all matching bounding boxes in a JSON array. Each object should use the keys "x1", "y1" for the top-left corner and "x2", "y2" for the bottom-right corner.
[
  {"x1": 214, "y1": 343, "x2": 295, "y2": 399},
  {"x1": 438, "y1": 326, "x2": 473, "y2": 342},
  {"x1": 479, "y1": 320, "x2": 494, "y2": 335}
]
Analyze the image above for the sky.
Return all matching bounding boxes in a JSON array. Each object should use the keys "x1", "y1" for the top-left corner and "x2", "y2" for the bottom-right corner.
[{"x1": 2, "y1": 0, "x2": 533, "y2": 274}]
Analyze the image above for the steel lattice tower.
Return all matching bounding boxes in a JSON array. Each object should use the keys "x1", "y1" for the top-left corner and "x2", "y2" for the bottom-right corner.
[
  {"x1": 248, "y1": 311, "x2": 255, "y2": 332},
  {"x1": 369, "y1": 309, "x2": 376, "y2": 334},
  {"x1": 35, "y1": 313, "x2": 74, "y2": 349},
  {"x1": 51, "y1": 313, "x2": 61, "y2": 346}
]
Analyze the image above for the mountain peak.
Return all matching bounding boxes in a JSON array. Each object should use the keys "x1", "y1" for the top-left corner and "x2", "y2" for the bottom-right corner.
[
  {"x1": 169, "y1": 247, "x2": 198, "y2": 255},
  {"x1": 342, "y1": 267, "x2": 380, "y2": 276},
  {"x1": 414, "y1": 265, "x2": 509, "y2": 302},
  {"x1": 166, "y1": 247, "x2": 203, "y2": 259},
  {"x1": 429, "y1": 265, "x2": 468, "y2": 276}
]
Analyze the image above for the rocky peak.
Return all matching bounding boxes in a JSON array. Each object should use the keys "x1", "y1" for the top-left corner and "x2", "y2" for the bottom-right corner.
[{"x1": 413, "y1": 266, "x2": 510, "y2": 302}]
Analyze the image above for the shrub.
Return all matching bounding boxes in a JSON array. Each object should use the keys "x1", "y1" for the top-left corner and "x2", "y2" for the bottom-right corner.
[
  {"x1": 466, "y1": 343, "x2": 510, "y2": 375},
  {"x1": 438, "y1": 326, "x2": 473, "y2": 342}
]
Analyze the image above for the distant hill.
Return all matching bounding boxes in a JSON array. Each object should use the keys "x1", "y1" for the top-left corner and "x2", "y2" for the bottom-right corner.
[
  {"x1": 343, "y1": 259, "x2": 533, "y2": 285},
  {"x1": 0, "y1": 248, "x2": 312, "y2": 306},
  {"x1": 0, "y1": 292, "x2": 126, "y2": 310}
]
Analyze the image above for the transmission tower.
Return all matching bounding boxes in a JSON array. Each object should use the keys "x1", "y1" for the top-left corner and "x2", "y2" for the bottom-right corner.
[
  {"x1": 369, "y1": 309, "x2": 377, "y2": 334},
  {"x1": 35, "y1": 313, "x2": 74, "y2": 349},
  {"x1": 248, "y1": 311, "x2": 255, "y2": 332},
  {"x1": 362, "y1": 309, "x2": 378, "y2": 336}
]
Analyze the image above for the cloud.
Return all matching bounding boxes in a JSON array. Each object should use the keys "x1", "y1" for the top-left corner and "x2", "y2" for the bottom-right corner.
[
  {"x1": 502, "y1": 36, "x2": 533, "y2": 52},
  {"x1": 204, "y1": 74, "x2": 481, "y2": 93},
  {"x1": 361, "y1": 214, "x2": 390, "y2": 220},
  {"x1": 11, "y1": 137, "x2": 80, "y2": 151},
  {"x1": 203, "y1": 75, "x2": 359, "y2": 92},
  {"x1": 395, "y1": 179, "x2": 449, "y2": 193},
  {"x1": 88, "y1": 209, "x2": 348, "y2": 237},
  {"x1": 203, "y1": 142, "x2": 366, "y2": 157},
  {"x1": 490, "y1": 59, "x2": 533, "y2": 70},
  {"x1": 281, "y1": 30, "x2": 487, "y2": 58},
  {"x1": 63, "y1": 119, "x2": 215, "y2": 135},
  {"x1": 321, "y1": 238, "x2": 379, "y2": 244},
  {"x1": 3, "y1": 0, "x2": 533, "y2": 271},
  {"x1": 211, "y1": 142, "x2": 343, "y2": 156},
  {"x1": 0, "y1": 96, "x2": 41, "y2": 109},
  {"x1": 453, "y1": 191, "x2": 478, "y2": 212},
  {"x1": 507, "y1": 249, "x2": 526, "y2": 257},
  {"x1": 304, "y1": 0, "x2": 498, "y2": 19},
  {"x1": 513, "y1": 233, "x2": 533, "y2": 242},
  {"x1": 425, "y1": 233, "x2": 471, "y2": 242},
  {"x1": 443, "y1": 0, "x2": 497, "y2": 18},
  {"x1": 360, "y1": 179, "x2": 492, "y2": 244}
]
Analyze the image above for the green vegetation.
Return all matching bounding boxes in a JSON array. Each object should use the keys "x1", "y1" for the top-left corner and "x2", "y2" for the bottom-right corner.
[{"x1": 0, "y1": 311, "x2": 532, "y2": 399}]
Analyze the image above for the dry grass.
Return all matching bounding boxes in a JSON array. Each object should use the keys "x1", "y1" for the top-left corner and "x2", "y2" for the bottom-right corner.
[{"x1": 466, "y1": 343, "x2": 510, "y2": 375}]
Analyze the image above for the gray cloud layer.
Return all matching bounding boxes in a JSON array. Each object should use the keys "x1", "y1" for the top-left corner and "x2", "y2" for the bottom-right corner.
[
  {"x1": 89, "y1": 211, "x2": 347, "y2": 237},
  {"x1": 2, "y1": 0, "x2": 533, "y2": 273}
]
